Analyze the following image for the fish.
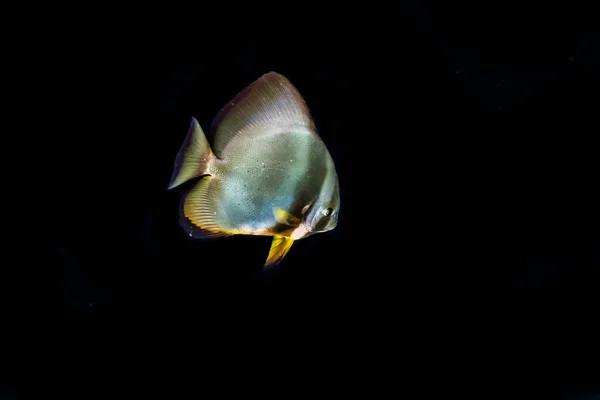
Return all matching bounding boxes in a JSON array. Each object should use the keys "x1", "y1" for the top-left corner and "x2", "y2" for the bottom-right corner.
[{"x1": 168, "y1": 71, "x2": 340, "y2": 268}]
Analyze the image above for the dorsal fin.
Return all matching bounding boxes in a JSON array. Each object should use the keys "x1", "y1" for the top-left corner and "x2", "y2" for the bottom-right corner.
[{"x1": 210, "y1": 71, "x2": 317, "y2": 158}]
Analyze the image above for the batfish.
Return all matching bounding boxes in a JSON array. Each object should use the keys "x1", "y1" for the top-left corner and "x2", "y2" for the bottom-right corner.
[{"x1": 168, "y1": 72, "x2": 340, "y2": 268}]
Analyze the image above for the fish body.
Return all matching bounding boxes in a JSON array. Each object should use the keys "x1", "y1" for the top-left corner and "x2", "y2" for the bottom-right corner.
[{"x1": 168, "y1": 72, "x2": 339, "y2": 268}]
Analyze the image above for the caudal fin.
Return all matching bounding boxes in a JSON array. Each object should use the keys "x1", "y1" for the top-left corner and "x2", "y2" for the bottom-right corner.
[{"x1": 168, "y1": 117, "x2": 215, "y2": 190}]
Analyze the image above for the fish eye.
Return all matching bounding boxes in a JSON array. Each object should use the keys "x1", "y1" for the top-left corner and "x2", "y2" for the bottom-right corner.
[{"x1": 322, "y1": 207, "x2": 333, "y2": 217}]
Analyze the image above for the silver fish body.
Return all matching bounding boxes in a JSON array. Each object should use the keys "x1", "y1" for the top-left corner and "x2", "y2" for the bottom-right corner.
[{"x1": 168, "y1": 72, "x2": 340, "y2": 267}]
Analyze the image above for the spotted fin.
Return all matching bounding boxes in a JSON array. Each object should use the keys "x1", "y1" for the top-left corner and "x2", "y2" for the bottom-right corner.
[
  {"x1": 168, "y1": 117, "x2": 215, "y2": 190},
  {"x1": 264, "y1": 236, "x2": 295, "y2": 268},
  {"x1": 273, "y1": 207, "x2": 302, "y2": 226},
  {"x1": 210, "y1": 71, "x2": 318, "y2": 158},
  {"x1": 181, "y1": 175, "x2": 229, "y2": 238}
]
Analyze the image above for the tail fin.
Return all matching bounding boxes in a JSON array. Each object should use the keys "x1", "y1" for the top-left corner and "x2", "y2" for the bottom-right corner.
[{"x1": 168, "y1": 117, "x2": 216, "y2": 189}]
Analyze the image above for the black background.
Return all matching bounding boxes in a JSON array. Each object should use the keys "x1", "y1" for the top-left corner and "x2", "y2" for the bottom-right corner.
[{"x1": 4, "y1": 1, "x2": 599, "y2": 398}]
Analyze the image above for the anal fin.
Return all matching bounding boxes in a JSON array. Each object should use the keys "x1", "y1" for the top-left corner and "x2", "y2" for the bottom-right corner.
[
  {"x1": 264, "y1": 236, "x2": 295, "y2": 268},
  {"x1": 181, "y1": 175, "x2": 229, "y2": 239}
]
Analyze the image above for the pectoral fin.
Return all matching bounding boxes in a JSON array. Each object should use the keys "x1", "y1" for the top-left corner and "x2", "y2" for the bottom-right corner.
[
  {"x1": 264, "y1": 236, "x2": 295, "y2": 268},
  {"x1": 273, "y1": 207, "x2": 301, "y2": 226}
]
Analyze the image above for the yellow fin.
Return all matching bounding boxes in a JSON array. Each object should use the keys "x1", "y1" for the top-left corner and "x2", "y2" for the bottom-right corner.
[
  {"x1": 264, "y1": 236, "x2": 295, "y2": 268},
  {"x1": 273, "y1": 207, "x2": 301, "y2": 226},
  {"x1": 182, "y1": 176, "x2": 228, "y2": 238}
]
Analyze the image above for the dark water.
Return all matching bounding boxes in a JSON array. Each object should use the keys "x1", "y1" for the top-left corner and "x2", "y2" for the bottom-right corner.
[{"x1": 5, "y1": 1, "x2": 599, "y2": 398}]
